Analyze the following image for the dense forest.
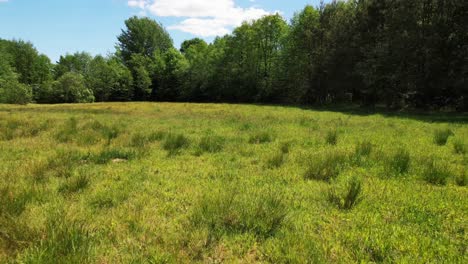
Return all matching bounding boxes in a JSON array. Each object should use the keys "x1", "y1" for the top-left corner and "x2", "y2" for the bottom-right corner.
[{"x1": 0, "y1": 0, "x2": 467, "y2": 110}]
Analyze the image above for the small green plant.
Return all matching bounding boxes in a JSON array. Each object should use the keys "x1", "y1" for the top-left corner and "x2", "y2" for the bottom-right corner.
[
  {"x1": 304, "y1": 151, "x2": 347, "y2": 182},
  {"x1": 433, "y1": 128, "x2": 454, "y2": 146},
  {"x1": 197, "y1": 135, "x2": 224, "y2": 154},
  {"x1": 422, "y1": 158, "x2": 451, "y2": 186},
  {"x1": 248, "y1": 131, "x2": 273, "y2": 144},
  {"x1": 267, "y1": 151, "x2": 286, "y2": 169},
  {"x1": 91, "y1": 148, "x2": 136, "y2": 164},
  {"x1": 355, "y1": 140, "x2": 373, "y2": 157},
  {"x1": 388, "y1": 148, "x2": 410, "y2": 175},
  {"x1": 280, "y1": 142, "x2": 291, "y2": 154},
  {"x1": 191, "y1": 186, "x2": 288, "y2": 240},
  {"x1": 58, "y1": 175, "x2": 90, "y2": 194},
  {"x1": 328, "y1": 176, "x2": 363, "y2": 210},
  {"x1": 325, "y1": 130, "x2": 338, "y2": 145},
  {"x1": 455, "y1": 169, "x2": 467, "y2": 187},
  {"x1": 147, "y1": 130, "x2": 166, "y2": 142},
  {"x1": 163, "y1": 134, "x2": 190, "y2": 155},
  {"x1": 453, "y1": 139, "x2": 466, "y2": 154}
]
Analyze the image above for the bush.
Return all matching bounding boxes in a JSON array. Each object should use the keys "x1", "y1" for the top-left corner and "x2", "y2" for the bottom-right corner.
[
  {"x1": 328, "y1": 176, "x2": 363, "y2": 210},
  {"x1": 325, "y1": 130, "x2": 338, "y2": 145},
  {"x1": 387, "y1": 148, "x2": 410, "y2": 175},
  {"x1": 197, "y1": 135, "x2": 224, "y2": 154},
  {"x1": 52, "y1": 72, "x2": 94, "y2": 103},
  {"x1": 304, "y1": 151, "x2": 347, "y2": 182},
  {"x1": 422, "y1": 158, "x2": 451, "y2": 186},
  {"x1": 433, "y1": 128, "x2": 454, "y2": 146},
  {"x1": 453, "y1": 139, "x2": 466, "y2": 154},
  {"x1": 163, "y1": 133, "x2": 190, "y2": 155},
  {"x1": 248, "y1": 131, "x2": 273, "y2": 144}
]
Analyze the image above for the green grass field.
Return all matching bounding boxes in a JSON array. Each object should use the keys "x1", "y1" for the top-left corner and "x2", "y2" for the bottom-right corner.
[{"x1": 0, "y1": 103, "x2": 467, "y2": 263}]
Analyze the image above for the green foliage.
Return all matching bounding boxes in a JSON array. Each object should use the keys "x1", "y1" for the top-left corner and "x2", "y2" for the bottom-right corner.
[
  {"x1": 325, "y1": 129, "x2": 338, "y2": 145},
  {"x1": 266, "y1": 150, "x2": 286, "y2": 169},
  {"x1": 422, "y1": 158, "x2": 451, "y2": 186},
  {"x1": 197, "y1": 135, "x2": 224, "y2": 154},
  {"x1": 304, "y1": 151, "x2": 347, "y2": 182},
  {"x1": 190, "y1": 186, "x2": 288, "y2": 240},
  {"x1": 52, "y1": 72, "x2": 95, "y2": 103},
  {"x1": 248, "y1": 131, "x2": 273, "y2": 144},
  {"x1": 434, "y1": 129, "x2": 454, "y2": 146},
  {"x1": 453, "y1": 139, "x2": 466, "y2": 154},
  {"x1": 58, "y1": 175, "x2": 90, "y2": 194},
  {"x1": 328, "y1": 176, "x2": 363, "y2": 210},
  {"x1": 387, "y1": 148, "x2": 411, "y2": 175},
  {"x1": 163, "y1": 133, "x2": 190, "y2": 155}
]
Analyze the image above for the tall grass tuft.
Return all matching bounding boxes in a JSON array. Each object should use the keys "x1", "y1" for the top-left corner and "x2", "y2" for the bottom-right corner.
[
  {"x1": 20, "y1": 214, "x2": 93, "y2": 263},
  {"x1": 304, "y1": 151, "x2": 347, "y2": 182},
  {"x1": 433, "y1": 128, "x2": 454, "y2": 146},
  {"x1": 422, "y1": 158, "x2": 451, "y2": 186},
  {"x1": 91, "y1": 148, "x2": 136, "y2": 164},
  {"x1": 248, "y1": 131, "x2": 273, "y2": 144},
  {"x1": 55, "y1": 117, "x2": 79, "y2": 143},
  {"x1": 197, "y1": 135, "x2": 224, "y2": 154},
  {"x1": 325, "y1": 130, "x2": 338, "y2": 145},
  {"x1": 191, "y1": 187, "x2": 288, "y2": 240},
  {"x1": 163, "y1": 133, "x2": 190, "y2": 155},
  {"x1": 328, "y1": 176, "x2": 363, "y2": 210},
  {"x1": 58, "y1": 175, "x2": 90, "y2": 194},
  {"x1": 453, "y1": 139, "x2": 466, "y2": 154},
  {"x1": 387, "y1": 148, "x2": 410, "y2": 175},
  {"x1": 455, "y1": 169, "x2": 467, "y2": 187}
]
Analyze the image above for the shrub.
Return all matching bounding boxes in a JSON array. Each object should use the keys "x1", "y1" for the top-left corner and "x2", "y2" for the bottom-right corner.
[
  {"x1": 163, "y1": 134, "x2": 190, "y2": 155},
  {"x1": 197, "y1": 135, "x2": 224, "y2": 154},
  {"x1": 248, "y1": 131, "x2": 273, "y2": 144},
  {"x1": 422, "y1": 158, "x2": 451, "y2": 186},
  {"x1": 304, "y1": 151, "x2": 347, "y2": 182},
  {"x1": 387, "y1": 148, "x2": 410, "y2": 175},
  {"x1": 52, "y1": 72, "x2": 95, "y2": 103},
  {"x1": 325, "y1": 130, "x2": 338, "y2": 145},
  {"x1": 328, "y1": 176, "x2": 363, "y2": 210},
  {"x1": 433, "y1": 128, "x2": 454, "y2": 146},
  {"x1": 453, "y1": 139, "x2": 466, "y2": 154}
]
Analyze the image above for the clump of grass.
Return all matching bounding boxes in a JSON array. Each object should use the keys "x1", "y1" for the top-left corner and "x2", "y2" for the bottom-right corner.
[
  {"x1": 101, "y1": 125, "x2": 120, "y2": 144},
  {"x1": 130, "y1": 133, "x2": 149, "y2": 148},
  {"x1": 20, "y1": 214, "x2": 93, "y2": 263},
  {"x1": 163, "y1": 133, "x2": 190, "y2": 155},
  {"x1": 55, "y1": 117, "x2": 79, "y2": 143},
  {"x1": 453, "y1": 139, "x2": 466, "y2": 154},
  {"x1": 325, "y1": 130, "x2": 338, "y2": 145},
  {"x1": 147, "y1": 130, "x2": 166, "y2": 142},
  {"x1": 191, "y1": 186, "x2": 288, "y2": 240},
  {"x1": 422, "y1": 158, "x2": 451, "y2": 186},
  {"x1": 304, "y1": 151, "x2": 348, "y2": 182},
  {"x1": 248, "y1": 131, "x2": 273, "y2": 144},
  {"x1": 387, "y1": 148, "x2": 411, "y2": 175},
  {"x1": 433, "y1": 128, "x2": 454, "y2": 146},
  {"x1": 0, "y1": 187, "x2": 36, "y2": 217},
  {"x1": 455, "y1": 169, "x2": 467, "y2": 187},
  {"x1": 280, "y1": 142, "x2": 291, "y2": 154},
  {"x1": 355, "y1": 140, "x2": 373, "y2": 157},
  {"x1": 44, "y1": 149, "x2": 86, "y2": 178},
  {"x1": 197, "y1": 135, "x2": 224, "y2": 154},
  {"x1": 58, "y1": 175, "x2": 90, "y2": 194},
  {"x1": 91, "y1": 148, "x2": 136, "y2": 164},
  {"x1": 328, "y1": 176, "x2": 363, "y2": 210},
  {"x1": 267, "y1": 151, "x2": 286, "y2": 169}
]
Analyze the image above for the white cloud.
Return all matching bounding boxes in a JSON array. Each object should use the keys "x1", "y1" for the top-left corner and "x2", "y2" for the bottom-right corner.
[{"x1": 128, "y1": 0, "x2": 273, "y2": 37}]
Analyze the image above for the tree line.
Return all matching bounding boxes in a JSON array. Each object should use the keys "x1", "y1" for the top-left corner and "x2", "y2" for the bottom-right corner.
[{"x1": 1, "y1": 0, "x2": 467, "y2": 110}]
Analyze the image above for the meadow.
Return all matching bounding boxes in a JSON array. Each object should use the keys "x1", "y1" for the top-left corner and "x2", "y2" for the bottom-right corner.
[{"x1": 0, "y1": 102, "x2": 466, "y2": 263}]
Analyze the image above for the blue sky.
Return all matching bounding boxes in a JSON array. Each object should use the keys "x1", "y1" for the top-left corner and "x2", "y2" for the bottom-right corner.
[{"x1": 0, "y1": 0, "x2": 323, "y2": 62}]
